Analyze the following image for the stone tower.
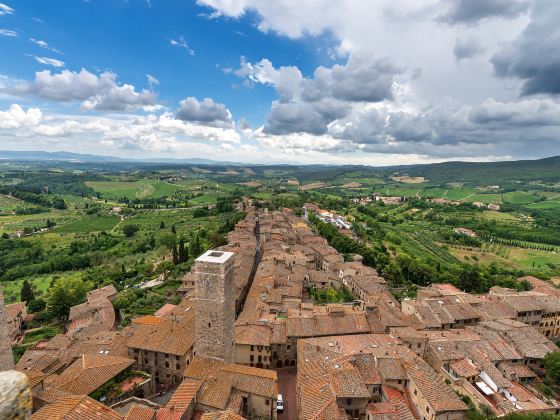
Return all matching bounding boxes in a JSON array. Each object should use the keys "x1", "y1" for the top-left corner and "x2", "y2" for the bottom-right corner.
[
  {"x1": 0, "y1": 289, "x2": 15, "y2": 371},
  {"x1": 193, "y1": 249, "x2": 235, "y2": 363}
]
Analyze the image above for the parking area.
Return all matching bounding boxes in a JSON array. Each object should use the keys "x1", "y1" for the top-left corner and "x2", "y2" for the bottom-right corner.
[{"x1": 276, "y1": 367, "x2": 297, "y2": 420}]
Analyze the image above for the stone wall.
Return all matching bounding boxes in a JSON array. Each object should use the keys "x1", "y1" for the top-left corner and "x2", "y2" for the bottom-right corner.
[
  {"x1": 0, "y1": 290, "x2": 15, "y2": 371},
  {"x1": 0, "y1": 370, "x2": 32, "y2": 419}
]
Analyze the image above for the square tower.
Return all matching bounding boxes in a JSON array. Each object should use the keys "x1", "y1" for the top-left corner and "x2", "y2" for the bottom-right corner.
[{"x1": 193, "y1": 250, "x2": 236, "y2": 363}]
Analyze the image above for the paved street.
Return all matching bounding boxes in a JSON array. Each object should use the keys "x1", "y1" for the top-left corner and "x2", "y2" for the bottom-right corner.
[{"x1": 277, "y1": 367, "x2": 297, "y2": 420}]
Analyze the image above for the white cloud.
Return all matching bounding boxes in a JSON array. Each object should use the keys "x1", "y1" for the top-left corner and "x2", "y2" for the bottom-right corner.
[
  {"x1": 169, "y1": 36, "x2": 195, "y2": 56},
  {"x1": 0, "y1": 28, "x2": 17, "y2": 37},
  {"x1": 176, "y1": 97, "x2": 233, "y2": 128},
  {"x1": 30, "y1": 38, "x2": 63, "y2": 53},
  {"x1": 0, "y1": 3, "x2": 14, "y2": 16},
  {"x1": 33, "y1": 56, "x2": 65, "y2": 68},
  {"x1": 0, "y1": 104, "x2": 42, "y2": 129},
  {"x1": 5, "y1": 69, "x2": 158, "y2": 112},
  {"x1": 147, "y1": 74, "x2": 159, "y2": 87}
]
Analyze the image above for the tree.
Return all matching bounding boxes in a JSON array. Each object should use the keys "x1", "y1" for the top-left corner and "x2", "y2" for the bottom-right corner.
[
  {"x1": 544, "y1": 351, "x2": 560, "y2": 384},
  {"x1": 172, "y1": 244, "x2": 179, "y2": 264},
  {"x1": 122, "y1": 224, "x2": 139, "y2": 237},
  {"x1": 20, "y1": 279, "x2": 34, "y2": 303},
  {"x1": 171, "y1": 225, "x2": 176, "y2": 234},
  {"x1": 159, "y1": 221, "x2": 165, "y2": 229},
  {"x1": 27, "y1": 298, "x2": 46, "y2": 313},
  {"x1": 178, "y1": 239, "x2": 188, "y2": 263},
  {"x1": 46, "y1": 277, "x2": 91, "y2": 320},
  {"x1": 191, "y1": 234, "x2": 202, "y2": 257}
]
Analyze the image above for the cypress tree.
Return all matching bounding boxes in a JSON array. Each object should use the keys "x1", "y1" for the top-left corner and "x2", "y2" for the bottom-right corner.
[
  {"x1": 20, "y1": 279, "x2": 35, "y2": 303},
  {"x1": 191, "y1": 234, "x2": 202, "y2": 257},
  {"x1": 172, "y1": 244, "x2": 179, "y2": 264},
  {"x1": 178, "y1": 238, "x2": 188, "y2": 263}
]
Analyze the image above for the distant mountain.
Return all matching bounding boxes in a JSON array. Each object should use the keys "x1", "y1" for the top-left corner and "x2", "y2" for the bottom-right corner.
[
  {"x1": 0, "y1": 150, "x2": 224, "y2": 165},
  {"x1": 401, "y1": 155, "x2": 560, "y2": 184}
]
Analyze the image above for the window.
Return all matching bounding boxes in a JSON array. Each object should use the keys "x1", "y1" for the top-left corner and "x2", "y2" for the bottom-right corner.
[
  {"x1": 208, "y1": 323, "x2": 211, "y2": 328},
  {"x1": 251, "y1": 345, "x2": 254, "y2": 351},
  {"x1": 176, "y1": 355, "x2": 180, "y2": 361},
  {"x1": 165, "y1": 362, "x2": 169, "y2": 368},
  {"x1": 414, "y1": 389, "x2": 417, "y2": 395},
  {"x1": 265, "y1": 399, "x2": 269, "y2": 406},
  {"x1": 426, "y1": 406, "x2": 429, "y2": 413},
  {"x1": 250, "y1": 355, "x2": 254, "y2": 361}
]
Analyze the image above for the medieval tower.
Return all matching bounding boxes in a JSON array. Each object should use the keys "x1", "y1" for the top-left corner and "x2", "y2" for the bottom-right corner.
[
  {"x1": 0, "y1": 289, "x2": 15, "y2": 371},
  {"x1": 193, "y1": 249, "x2": 235, "y2": 363}
]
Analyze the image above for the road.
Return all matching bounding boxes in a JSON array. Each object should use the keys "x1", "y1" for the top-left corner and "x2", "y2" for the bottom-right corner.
[{"x1": 277, "y1": 367, "x2": 297, "y2": 420}]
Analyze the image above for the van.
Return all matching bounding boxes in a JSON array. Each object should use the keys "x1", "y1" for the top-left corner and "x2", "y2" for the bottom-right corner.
[{"x1": 277, "y1": 394, "x2": 284, "y2": 413}]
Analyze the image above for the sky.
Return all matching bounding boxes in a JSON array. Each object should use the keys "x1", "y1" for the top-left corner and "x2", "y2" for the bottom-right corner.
[{"x1": 0, "y1": 0, "x2": 559, "y2": 165}]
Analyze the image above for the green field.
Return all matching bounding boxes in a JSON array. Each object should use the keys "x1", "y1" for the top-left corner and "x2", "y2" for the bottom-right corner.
[
  {"x1": 527, "y1": 200, "x2": 560, "y2": 209},
  {"x1": 55, "y1": 215, "x2": 121, "y2": 232},
  {"x1": 253, "y1": 192, "x2": 274, "y2": 200},
  {"x1": 502, "y1": 191, "x2": 540, "y2": 205},
  {"x1": 0, "y1": 272, "x2": 83, "y2": 304},
  {"x1": 442, "y1": 188, "x2": 477, "y2": 200},
  {"x1": 461, "y1": 193, "x2": 502, "y2": 204},
  {"x1": 86, "y1": 179, "x2": 184, "y2": 200},
  {"x1": 189, "y1": 192, "x2": 224, "y2": 205}
]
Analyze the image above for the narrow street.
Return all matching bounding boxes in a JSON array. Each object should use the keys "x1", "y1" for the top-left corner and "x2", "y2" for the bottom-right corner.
[{"x1": 277, "y1": 367, "x2": 297, "y2": 420}]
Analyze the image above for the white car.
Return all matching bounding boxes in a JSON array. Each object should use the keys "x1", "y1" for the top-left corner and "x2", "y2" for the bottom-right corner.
[{"x1": 277, "y1": 394, "x2": 284, "y2": 413}]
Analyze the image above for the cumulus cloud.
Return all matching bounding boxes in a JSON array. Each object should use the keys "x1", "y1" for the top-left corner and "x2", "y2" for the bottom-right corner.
[
  {"x1": 33, "y1": 56, "x2": 65, "y2": 68},
  {"x1": 453, "y1": 37, "x2": 485, "y2": 60},
  {"x1": 437, "y1": 0, "x2": 530, "y2": 24},
  {"x1": 0, "y1": 28, "x2": 17, "y2": 37},
  {"x1": 5, "y1": 69, "x2": 158, "y2": 112},
  {"x1": 235, "y1": 57, "x2": 302, "y2": 102},
  {"x1": 169, "y1": 36, "x2": 195, "y2": 56},
  {"x1": 491, "y1": 0, "x2": 560, "y2": 96},
  {"x1": 234, "y1": 53, "x2": 400, "y2": 135},
  {"x1": 0, "y1": 104, "x2": 242, "y2": 154},
  {"x1": 0, "y1": 104, "x2": 42, "y2": 129},
  {"x1": 175, "y1": 97, "x2": 233, "y2": 128},
  {"x1": 0, "y1": 3, "x2": 14, "y2": 15}
]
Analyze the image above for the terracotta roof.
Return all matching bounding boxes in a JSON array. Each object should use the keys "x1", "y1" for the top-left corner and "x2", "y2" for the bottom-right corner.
[
  {"x1": 31, "y1": 395, "x2": 121, "y2": 420},
  {"x1": 403, "y1": 360, "x2": 467, "y2": 413},
  {"x1": 235, "y1": 324, "x2": 271, "y2": 346},
  {"x1": 200, "y1": 411, "x2": 246, "y2": 420},
  {"x1": 22, "y1": 368, "x2": 48, "y2": 388},
  {"x1": 449, "y1": 358, "x2": 479, "y2": 378},
  {"x1": 154, "y1": 303, "x2": 178, "y2": 317},
  {"x1": 330, "y1": 367, "x2": 369, "y2": 398},
  {"x1": 6, "y1": 301, "x2": 26, "y2": 320},
  {"x1": 125, "y1": 405, "x2": 156, "y2": 420},
  {"x1": 163, "y1": 378, "x2": 202, "y2": 413},
  {"x1": 184, "y1": 356, "x2": 277, "y2": 411},
  {"x1": 52, "y1": 353, "x2": 134, "y2": 396},
  {"x1": 132, "y1": 315, "x2": 164, "y2": 326},
  {"x1": 127, "y1": 316, "x2": 194, "y2": 356},
  {"x1": 87, "y1": 285, "x2": 118, "y2": 301}
]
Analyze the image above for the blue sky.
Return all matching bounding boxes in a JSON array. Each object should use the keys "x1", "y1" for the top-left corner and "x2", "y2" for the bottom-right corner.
[{"x1": 0, "y1": 0, "x2": 559, "y2": 164}]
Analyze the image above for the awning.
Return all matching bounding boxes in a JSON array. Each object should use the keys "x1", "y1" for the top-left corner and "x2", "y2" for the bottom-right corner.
[{"x1": 476, "y1": 381, "x2": 494, "y2": 396}]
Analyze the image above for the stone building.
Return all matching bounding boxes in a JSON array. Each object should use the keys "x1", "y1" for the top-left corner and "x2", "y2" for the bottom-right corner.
[
  {"x1": 0, "y1": 290, "x2": 14, "y2": 371},
  {"x1": 193, "y1": 250, "x2": 236, "y2": 363}
]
